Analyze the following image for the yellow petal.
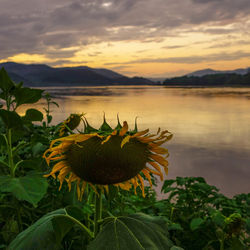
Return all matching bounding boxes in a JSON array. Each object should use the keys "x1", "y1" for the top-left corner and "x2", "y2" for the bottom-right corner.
[
  {"x1": 80, "y1": 182, "x2": 87, "y2": 201},
  {"x1": 66, "y1": 172, "x2": 79, "y2": 191},
  {"x1": 111, "y1": 130, "x2": 117, "y2": 135},
  {"x1": 119, "y1": 121, "x2": 128, "y2": 136},
  {"x1": 150, "y1": 154, "x2": 168, "y2": 167},
  {"x1": 146, "y1": 167, "x2": 163, "y2": 181},
  {"x1": 121, "y1": 135, "x2": 131, "y2": 148},
  {"x1": 76, "y1": 179, "x2": 81, "y2": 200},
  {"x1": 163, "y1": 166, "x2": 169, "y2": 176},
  {"x1": 137, "y1": 137, "x2": 155, "y2": 143},
  {"x1": 148, "y1": 161, "x2": 164, "y2": 180},
  {"x1": 58, "y1": 166, "x2": 71, "y2": 190},
  {"x1": 150, "y1": 146, "x2": 169, "y2": 155},
  {"x1": 104, "y1": 185, "x2": 109, "y2": 193},
  {"x1": 88, "y1": 183, "x2": 98, "y2": 196},
  {"x1": 118, "y1": 181, "x2": 131, "y2": 191},
  {"x1": 130, "y1": 177, "x2": 138, "y2": 194},
  {"x1": 141, "y1": 169, "x2": 152, "y2": 188},
  {"x1": 49, "y1": 155, "x2": 66, "y2": 163},
  {"x1": 137, "y1": 174, "x2": 145, "y2": 197},
  {"x1": 101, "y1": 135, "x2": 112, "y2": 145},
  {"x1": 43, "y1": 161, "x2": 67, "y2": 177},
  {"x1": 131, "y1": 129, "x2": 149, "y2": 138}
]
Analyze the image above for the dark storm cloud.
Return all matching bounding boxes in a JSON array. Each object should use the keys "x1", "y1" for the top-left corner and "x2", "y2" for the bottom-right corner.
[{"x1": 0, "y1": 0, "x2": 250, "y2": 60}]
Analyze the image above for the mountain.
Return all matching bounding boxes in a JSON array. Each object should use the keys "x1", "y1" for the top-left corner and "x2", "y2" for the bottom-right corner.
[
  {"x1": 163, "y1": 72, "x2": 250, "y2": 86},
  {"x1": 0, "y1": 62, "x2": 153, "y2": 86},
  {"x1": 187, "y1": 67, "x2": 250, "y2": 77}
]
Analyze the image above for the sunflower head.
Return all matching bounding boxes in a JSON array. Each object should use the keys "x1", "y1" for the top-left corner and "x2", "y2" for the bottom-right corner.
[
  {"x1": 59, "y1": 113, "x2": 84, "y2": 136},
  {"x1": 44, "y1": 115, "x2": 172, "y2": 200}
]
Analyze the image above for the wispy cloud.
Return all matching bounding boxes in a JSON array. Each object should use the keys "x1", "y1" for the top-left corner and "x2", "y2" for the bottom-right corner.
[
  {"x1": 106, "y1": 50, "x2": 250, "y2": 65},
  {"x1": 162, "y1": 45, "x2": 188, "y2": 49}
]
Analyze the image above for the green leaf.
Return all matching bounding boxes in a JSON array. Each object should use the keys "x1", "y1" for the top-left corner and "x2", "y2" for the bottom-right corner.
[
  {"x1": 11, "y1": 129, "x2": 26, "y2": 143},
  {"x1": 23, "y1": 108, "x2": 43, "y2": 122},
  {"x1": 32, "y1": 142, "x2": 47, "y2": 157},
  {"x1": 47, "y1": 114, "x2": 52, "y2": 124},
  {"x1": 190, "y1": 218, "x2": 204, "y2": 231},
  {"x1": 63, "y1": 182, "x2": 83, "y2": 206},
  {"x1": 168, "y1": 223, "x2": 183, "y2": 231},
  {"x1": 51, "y1": 101, "x2": 59, "y2": 108},
  {"x1": 0, "y1": 173, "x2": 48, "y2": 206},
  {"x1": 8, "y1": 208, "x2": 74, "y2": 250},
  {"x1": 17, "y1": 159, "x2": 43, "y2": 171},
  {"x1": 161, "y1": 179, "x2": 176, "y2": 193},
  {"x1": 0, "y1": 110, "x2": 23, "y2": 129},
  {"x1": 88, "y1": 213, "x2": 174, "y2": 250},
  {"x1": 99, "y1": 114, "x2": 113, "y2": 132},
  {"x1": 83, "y1": 118, "x2": 99, "y2": 133},
  {"x1": 211, "y1": 211, "x2": 226, "y2": 228},
  {"x1": 0, "y1": 134, "x2": 5, "y2": 147},
  {"x1": 246, "y1": 218, "x2": 250, "y2": 233},
  {"x1": 13, "y1": 87, "x2": 43, "y2": 107},
  {"x1": 0, "y1": 67, "x2": 15, "y2": 92},
  {"x1": 170, "y1": 247, "x2": 184, "y2": 250}
]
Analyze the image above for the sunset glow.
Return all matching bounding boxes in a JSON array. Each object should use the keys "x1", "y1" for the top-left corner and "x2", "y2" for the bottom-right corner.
[{"x1": 0, "y1": 0, "x2": 250, "y2": 77}]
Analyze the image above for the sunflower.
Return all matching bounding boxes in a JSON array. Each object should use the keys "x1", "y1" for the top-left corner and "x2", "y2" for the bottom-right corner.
[
  {"x1": 59, "y1": 113, "x2": 84, "y2": 136},
  {"x1": 44, "y1": 116, "x2": 172, "y2": 200}
]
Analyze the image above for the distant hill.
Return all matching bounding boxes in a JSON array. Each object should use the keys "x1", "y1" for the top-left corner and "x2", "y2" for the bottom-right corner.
[
  {"x1": 0, "y1": 62, "x2": 153, "y2": 86},
  {"x1": 163, "y1": 72, "x2": 250, "y2": 86},
  {"x1": 187, "y1": 67, "x2": 250, "y2": 77}
]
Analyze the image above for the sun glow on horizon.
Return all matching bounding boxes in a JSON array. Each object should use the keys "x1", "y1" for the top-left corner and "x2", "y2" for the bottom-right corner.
[{"x1": 1, "y1": 28, "x2": 250, "y2": 78}]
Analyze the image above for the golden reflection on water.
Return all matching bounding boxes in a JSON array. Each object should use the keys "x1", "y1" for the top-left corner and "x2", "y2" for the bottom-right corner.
[
  {"x1": 34, "y1": 86, "x2": 250, "y2": 150},
  {"x1": 18, "y1": 86, "x2": 250, "y2": 196}
]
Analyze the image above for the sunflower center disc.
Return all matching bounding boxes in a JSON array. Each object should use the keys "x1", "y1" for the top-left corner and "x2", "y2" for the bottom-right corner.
[{"x1": 66, "y1": 135, "x2": 149, "y2": 184}]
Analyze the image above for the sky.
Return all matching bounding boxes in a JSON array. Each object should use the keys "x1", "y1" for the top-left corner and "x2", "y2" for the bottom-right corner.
[{"x1": 0, "y1": 0, "x2": 250, "y2": 77}]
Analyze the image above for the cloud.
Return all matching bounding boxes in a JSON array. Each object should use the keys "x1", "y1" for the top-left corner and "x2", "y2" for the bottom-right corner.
[
  {"x1": 112, "y1": 50, "x2": 250, "y2": 65},
  {"x1": 208, "y1": 40, "x2": 250, "y2": 49},
  {"x1": 162, "y1": 45, "x2": 188, "y2": 49},
  {"x1": 0, "y1": 0, "x2": 250, "y2": 61}
]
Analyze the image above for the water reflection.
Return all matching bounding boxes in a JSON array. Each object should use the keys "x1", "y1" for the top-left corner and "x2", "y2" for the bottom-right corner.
[{"x1": 19, "y1": 86, "x2": 250, "y2": 196}]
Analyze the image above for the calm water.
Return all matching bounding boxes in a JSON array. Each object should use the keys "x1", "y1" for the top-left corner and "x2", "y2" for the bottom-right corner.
[{"x1": 20, "y1": 86, "x2": 250, "y2": 197}]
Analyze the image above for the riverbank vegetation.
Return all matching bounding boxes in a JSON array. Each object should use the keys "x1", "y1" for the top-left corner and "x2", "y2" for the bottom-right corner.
[
  {"x1": 0, "y1": 68, "x2": 249, "y2": 249},
  {"x1": 163, "y1": 73, "x2": 250, "y2": 86}
]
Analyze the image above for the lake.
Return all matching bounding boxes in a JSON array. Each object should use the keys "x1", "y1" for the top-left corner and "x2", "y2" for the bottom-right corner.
[{"x1": 19, "y1": 85, "x2": 250, "y2": 197}]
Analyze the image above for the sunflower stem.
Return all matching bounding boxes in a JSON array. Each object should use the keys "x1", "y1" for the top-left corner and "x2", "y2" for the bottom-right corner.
[
  {"x1": 4, "y1": 129, "x2": 15, "y2": 177},
  {"x1": 63, "y1": 124, "x2": 74, "y2": 134},
  {"x1": 86, "y1": 185, "x2": 91, "y2": 230},
  {"x1": 62, "y1": 213, "x2": 94, "y2": 239},
  {"x1": 94, "y1": 187, "x2": 102, "y2": 237}
]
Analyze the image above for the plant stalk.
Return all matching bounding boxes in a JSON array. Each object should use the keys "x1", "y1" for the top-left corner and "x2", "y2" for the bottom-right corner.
[
  {"x1": 94, "y1": 187, "x2": 102, "y2": 237},
  {"x1": 4, "y1": 129, "x2": 15, "y2": 177},
  {"x1": 219, "y1": 239, "x2": 224, "y2": 250}
]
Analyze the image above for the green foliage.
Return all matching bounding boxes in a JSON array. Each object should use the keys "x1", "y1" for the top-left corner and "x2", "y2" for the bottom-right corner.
[
  {"x1": 8, "y1": 207, "x2": 86, "y2": 250},
  {"x1": 0, "y1": 173, "x2": 48, "y2": 207},
  {"x1": 43, "y1": 92, "x2": 59, "y2": 126},
  {"x1": 0, "y1": 67, "x2": 15, "y2": 93},
  {"x1": 13, "y1": 87, "x2": 43, "y2": 107},
  {"x1": 88, "y1": 213, "x2": 175, "y2": 250},
  {"x1": 190, "y1": 217, "x2": 204, "y2": 231},
  {"x1": 163, "y1": 72, "x2": 250, "y2": 86},
  {"x1": 159, "y1": 177, "x2": 250, "y2": 249},
  {"x1": 23, "y1": 108, "x2": 44, "y2": 122},
  {"x1": 1, "y1": 68, "x2": 249, "y2": 250},
  {"x1": 0, "y1": 110, "x2": 23, "y2": 129}
]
